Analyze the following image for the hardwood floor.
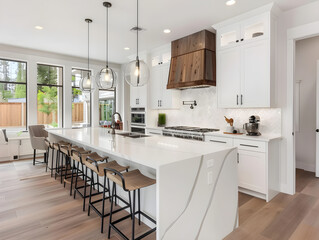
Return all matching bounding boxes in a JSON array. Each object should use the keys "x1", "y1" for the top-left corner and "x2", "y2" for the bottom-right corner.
[
  {"x1": 0, "y1": 160, "x2": 155, "y2": 240},
  {"x1": 1, "y1": 161, "x2": 318, "y2": 240},
  {"x1": 226, "y1": 169, "x2": 319, "y2": 240}
]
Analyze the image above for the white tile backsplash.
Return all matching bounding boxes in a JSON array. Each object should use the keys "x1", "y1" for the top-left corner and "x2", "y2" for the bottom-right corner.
[{"x1": 147, "y1": 87, "x2": 281, "y2": 135}]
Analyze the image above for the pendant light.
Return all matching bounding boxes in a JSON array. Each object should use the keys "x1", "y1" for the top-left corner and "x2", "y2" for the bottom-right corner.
[
  {"x1": 96, "y1": 2, "x2": 117, "y2": 90},
  {"x1": 124, "y1": 0, "x2": 149, "y2": 87},
  {"x1": 80, "y1": 18, "x2": 95, "y2": 92}
]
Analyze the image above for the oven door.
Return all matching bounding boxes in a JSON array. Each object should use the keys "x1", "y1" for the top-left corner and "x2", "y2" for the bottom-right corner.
[
  {"x1": 131, "y1": 125, "x2": 146, "y2": 134},
  {"x1": 131, "y1": 112, "x2": 145, "y2": 125}
]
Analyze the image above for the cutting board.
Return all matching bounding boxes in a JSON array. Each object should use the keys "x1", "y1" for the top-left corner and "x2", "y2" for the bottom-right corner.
[{"x1": 223, "y1": 132, "x2": 244, "y2": 135}]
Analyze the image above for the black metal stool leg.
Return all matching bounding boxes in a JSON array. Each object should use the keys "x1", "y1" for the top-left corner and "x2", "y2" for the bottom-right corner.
[
  {"x1": 128, "y1": 191, "x2": 132, "y2": 219},
  {"x1": 83, "y1": 165, "x2": 88, "y2": 211},
  {"x1": 33, "y1": 149, "x2": 36, "y2": 165},
  {"x1": 51, "y1": 148, "x2": 55, "y2": 177},
  {"x1": 138, "y1": 189, "x2": 141, "y2": 225},
  {"x1": 132, "y1": 190, "x2": 136, "y2": 240},
  {"x1": 101, "y1": 175, "x2": 107, "y2": 233},
  {"x1": 88, "y1": 169, "x2": 94, "y2": 216},
  {"x1": 70, "y1": 159, "x2": 75, "y2": 195},
  {"x1": 108, "y1": 182, "x2": 116, "y2": 239},
  {"x1": 74, "y1": 162, "x2": 80, "y2": 199},
  {"x1": 45, "y1": 150, "x2": 48, "y2": 172},
  {"x1": 55, "y1": 151, "x2": 59, "y2": 180}
]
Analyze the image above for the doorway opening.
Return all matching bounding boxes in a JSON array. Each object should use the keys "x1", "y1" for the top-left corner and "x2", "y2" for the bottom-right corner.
[{"x1": 294, "y1": 36, "x2": 319, "y2": 192}]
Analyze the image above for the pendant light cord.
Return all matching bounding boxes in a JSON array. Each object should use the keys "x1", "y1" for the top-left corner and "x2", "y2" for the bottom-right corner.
[
  {"x1": 87, "y1": 20, "x2": 90, "y2": 76},
  {"x1": 136, "y1": 0, "x2": 139, "y2": 60},
  {"x1": 106, "y1": 5, "x2": 109, "y2": 68}
]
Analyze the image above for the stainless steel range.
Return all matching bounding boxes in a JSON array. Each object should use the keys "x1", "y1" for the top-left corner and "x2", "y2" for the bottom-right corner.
[{"x1": 163, "y1": 126, "x2": 220, "y2": 141}]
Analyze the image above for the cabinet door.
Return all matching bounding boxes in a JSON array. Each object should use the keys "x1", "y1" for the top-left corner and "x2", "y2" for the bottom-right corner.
[
  {"x1": 130, "y1": 86, "x2": 139, "y2": 107},
  {"x1": 217, "y1": 47, "x2": 241, "y2": 108},
  {"x1": 150, "y1": 65, "x2": 163, "y2": 109},
  {"x1": 238, "y1": 150, "x2": 266, "y2": 194},
  {"x1": 240, "y1": 40, "x2": 270, "y2": 107},
  {"x1": 241, "y1": 14, "x2": 269, "y2": 44},
  {"x1": 217, "y1": 24, "x2": 241, "y2": 50},
  {"x1": 161, "y1": 63, "x2": 179, "y2": 109}
]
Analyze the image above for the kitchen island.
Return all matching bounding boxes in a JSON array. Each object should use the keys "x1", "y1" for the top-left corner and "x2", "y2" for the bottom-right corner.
[{"x1": 47, "y1": 127, "x2": 238, "y2": 240}]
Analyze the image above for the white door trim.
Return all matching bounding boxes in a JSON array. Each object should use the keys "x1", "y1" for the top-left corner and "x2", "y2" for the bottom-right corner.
[
  {"x1": 287, "y1": 20, "x2": 319, "y2": 194},
  {"x1": 316, "y1": 60, "x2": 319, "y2": 177}
]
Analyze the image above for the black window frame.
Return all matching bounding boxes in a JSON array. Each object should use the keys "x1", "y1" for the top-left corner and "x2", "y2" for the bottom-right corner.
[
  {"x1": 0, "y1": 58, "x2": 28, "y2": 131},
  {"x1": 71, "y1": 68, "x2": 92, "y2": 128},
  {"x1": 99, "y1": 88, "x2": 116, "y2": 125},
  {"x1": 36, "y1": 63, "x2": 64, "y2": 128}
]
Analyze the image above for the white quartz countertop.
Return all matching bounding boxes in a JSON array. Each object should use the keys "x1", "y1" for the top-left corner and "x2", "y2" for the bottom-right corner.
[
  {"x1": 205, "y1": 131, "x2": 281, "y2": 142},
  {"x1": 47, "y1": 127, "x2": 235, "y2": 170}
]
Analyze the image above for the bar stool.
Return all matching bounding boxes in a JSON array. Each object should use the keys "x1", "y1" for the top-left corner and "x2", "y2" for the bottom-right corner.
[
  {"x1": 106, "y1": 168, "x2": 156, "y2": 240},
  {"x1": 60, "y1": 145, "x2": 90, "y2": 194},
  {"x1": 72, "y1": 151, "x2": 102, "y2": 211},
  {"x1": 86, "y1": 154, "x2": 131, "y2": 233},
  {"x1": 52, "y1": 141, "x2": 71, "y2": 181},
  {"x1": 44, "y1": 138, "x2": 54, "y2": 176}
]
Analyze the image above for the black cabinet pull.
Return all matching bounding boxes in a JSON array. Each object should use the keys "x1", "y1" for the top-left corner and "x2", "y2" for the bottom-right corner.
[
  {"x1": 241, "y1": 38, "x2": 244, "y2": 41},
  {"x1": 240, "y1": 144, "x2": 258, "y2": 148},
  {"x1": 237, "y1": 95, "x2": 239, "y2": 105},
  {"x1": 210, "y1": 140, "x2": 227, "y2": 144},
  {"x1": 236, "y1": 40, "x2": 239, "y2": 43},
  {"x1": 241, "y1": 95, "x2": 243, "y2": 105},
  {"x1": 316, "y1": 129, "x2": 319, "y2": 133}
]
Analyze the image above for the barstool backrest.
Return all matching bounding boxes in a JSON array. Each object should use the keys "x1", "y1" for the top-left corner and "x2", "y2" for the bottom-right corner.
[
  {"x1": 104, "y1": 168, "x2": 128, "y2": 191},
  {"x1": 86, "y1": 154, "x2": 108, "y2": 174}
]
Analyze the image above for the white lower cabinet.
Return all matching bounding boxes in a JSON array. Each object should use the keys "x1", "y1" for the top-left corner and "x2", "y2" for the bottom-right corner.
[
  {"x1": 237, "y1": 150, "x2": 266, "y2": 194},
  {"x1": 206, "y1": 135, "x2": 280, "y2": 202}
]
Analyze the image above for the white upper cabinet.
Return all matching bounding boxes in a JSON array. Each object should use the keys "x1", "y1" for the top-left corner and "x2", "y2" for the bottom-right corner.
[
  {"x1": 215, "y1": 6, "x2": 278, "y2": 108},
  {"x1": 217, "y1": 47, "x2": 241, "y2": 108},
  {"x1": 149, "y1": 46, "x2": 180, "y2": 110},
  {"x1": 130, "y1": 85, "x2": 147, "y2": 108},
  {"x1": 241, "y1": 40, "x2": 270, "y2": 107},
  {"x1": 217, "y1": 13, "x2": 269, "y2": 50}
]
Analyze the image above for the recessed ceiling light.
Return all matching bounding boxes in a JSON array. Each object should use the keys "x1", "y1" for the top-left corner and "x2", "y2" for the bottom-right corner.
[
  {"x1": 226, "y1": 0, "x2": 236, "y2": 6},
  {"x1": 124, "y1": 47, "x2": 130, "y2": 50},
  {"x1": 163, "y1": 29, "x2": 171, "y2": 34},
  {"x1": 35, "y1": 26, "x2": 44, "y2": 30}
]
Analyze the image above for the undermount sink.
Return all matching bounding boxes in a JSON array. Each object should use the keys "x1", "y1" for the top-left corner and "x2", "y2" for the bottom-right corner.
[{"x1": 116, "y1": 132, "x2": 150, "y2": 138}]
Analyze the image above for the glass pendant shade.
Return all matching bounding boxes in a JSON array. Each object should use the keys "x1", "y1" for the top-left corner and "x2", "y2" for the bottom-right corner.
[
  {"x1": 96, "y1": 67, "x2": 117, "y2": 89},
  {"x1": 80, "y1": 72, "x2": 95, "y2": 92},
  {"x1": 124, "y1": 59, "x2": 149, "y2": 87}
]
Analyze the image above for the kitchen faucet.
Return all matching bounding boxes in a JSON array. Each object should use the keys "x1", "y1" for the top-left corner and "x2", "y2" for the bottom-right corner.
[{"x1": 111, "y1": 112, "x2": 122, "y2": 134}]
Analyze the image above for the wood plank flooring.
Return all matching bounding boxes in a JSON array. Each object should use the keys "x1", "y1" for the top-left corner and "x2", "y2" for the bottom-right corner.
[{"x1": 1, "y1": 161, "x2": 319, "y2": 240}]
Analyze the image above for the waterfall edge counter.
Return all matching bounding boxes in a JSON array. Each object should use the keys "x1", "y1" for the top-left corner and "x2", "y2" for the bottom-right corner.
[{"x1": 47, "y1": 127, "x2": 238, "y2": 240}]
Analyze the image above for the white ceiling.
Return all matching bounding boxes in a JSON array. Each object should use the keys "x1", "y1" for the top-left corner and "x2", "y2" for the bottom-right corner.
[{"x1": 0, "y1": 0, "x2": 317, "y2": 64}]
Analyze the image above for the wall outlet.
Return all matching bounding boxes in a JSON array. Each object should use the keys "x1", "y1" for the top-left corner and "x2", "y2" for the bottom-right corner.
[
  {"x1": 207, "y1": 160, "x2": 214, "y2": 168},
  {"x1": 207, "y1": 171, "x2": 213, "y2": 185}
]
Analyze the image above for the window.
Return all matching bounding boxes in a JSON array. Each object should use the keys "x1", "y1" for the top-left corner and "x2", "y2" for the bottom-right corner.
[
  {"x1": 37, "y1": 64, "x2": 63, "y2": 128},
  {"x1": 0, "y1": 59, "x2": 27, "y2": 130},
  {"x1": 71, "y1": 68, "x2": 91, "y2": 128},
  {"x1": 99, "y1": 90, "x2": 115, "y2": 126}
]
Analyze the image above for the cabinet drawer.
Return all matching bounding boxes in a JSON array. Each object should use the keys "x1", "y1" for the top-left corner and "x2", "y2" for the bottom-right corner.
[
  {"x1": 234, "y1": 139, "x2": 266, "y2": 152},
  {"x1": 206, "y1": 136, "x2": 233, "y2": 147}
]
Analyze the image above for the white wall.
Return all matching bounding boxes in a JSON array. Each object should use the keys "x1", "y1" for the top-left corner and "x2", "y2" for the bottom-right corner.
[
  {"x1": 295, "y1": 36, "x2": 319, "y2": 172},
  {"x1": 147, "y1": 87, "x2": 281, "y2": 135},
  {"x1": 0, "y1": 44, "x2": 122, "y2": 130}
]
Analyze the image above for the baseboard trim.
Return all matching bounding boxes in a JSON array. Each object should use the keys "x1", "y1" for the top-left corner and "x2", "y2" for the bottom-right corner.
[{"x1": 296, "y1": 161, "x2": 315, "y2": 173}]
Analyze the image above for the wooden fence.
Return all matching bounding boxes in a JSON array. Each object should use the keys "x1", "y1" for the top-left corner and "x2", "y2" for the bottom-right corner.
[{"x1": 0, "y1": 102, "x2": 84, "y2": 127}]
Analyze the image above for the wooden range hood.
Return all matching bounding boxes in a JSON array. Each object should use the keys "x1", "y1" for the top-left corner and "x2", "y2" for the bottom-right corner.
[{"x1": 167, "y1": 30, "x2": 216, "y2": 89}]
